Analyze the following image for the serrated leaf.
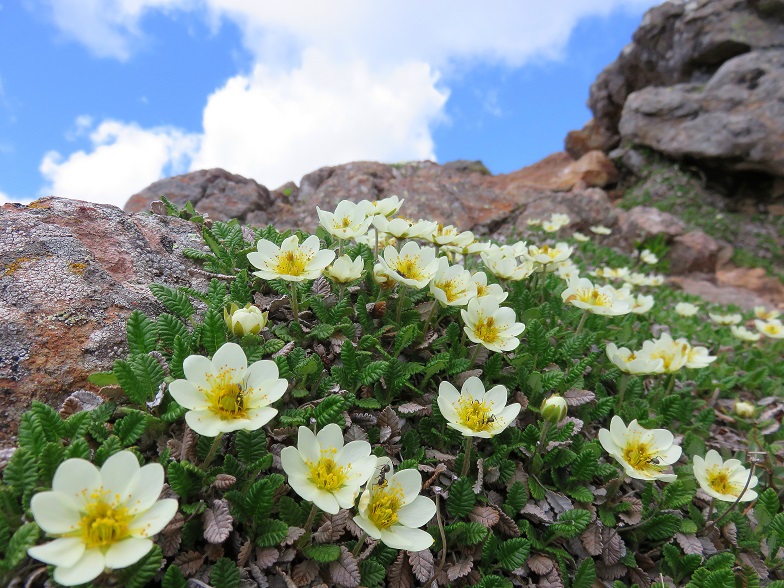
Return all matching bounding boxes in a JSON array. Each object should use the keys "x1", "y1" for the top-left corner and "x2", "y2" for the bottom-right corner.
[
  {"x1": 315, "y1": 395, "x2": 346, "y2": 428},
  {"x1": 114, "y1": 410, "x2": 148, "y2": 446},
  {"x1": 150, "y1": 284, "x2": 195, "y2": 319},
  {"x1": 203, "y1": 499, "x2": 233, "y2": 544},
  {"x1": 211, "y1": 557, "x2": 240, "y2": 588},
  {"x1": 127, "y1": 310, "x2": 158, "y2": 355},
  {"x1": 663, "y1": 479, "x2": 694, "y2": 509},
  {"x1": 304, "y1": 543, "x2": 342, "y2": 563},
  {"x1": 496, "y1": 537, "x2": 530, "y2": 571},
  {"x1": 113, "y1": 354, "x2": 165, "y2": 405},
  {"x1": 550, "y1": 509, "x2": 591, "y2": 539},
  {"x1": 201, "y1": 308, "x2": 227, "y2": 355},
  {"x1": 573, "y1": 557, "x2": 596, "y2": 588},
  {"x1": 330, "y1": 546, "x2": 361, "y2": 588},
  {"x1": 162, "y1": 565, "x2": 188, "y2": 588},
  {"x1": 3, "y1": 522, "x2": 39, "y2": 569},
  {"x1": 360, "y1": 361, "x2": 387, "y2": 386},
  {"x1": 256, "y1": 519, "x2": 289, "y2": 547},
  {"x1": 120, "y1": 545, "x2": 163, "y2": 588},
  {"x1": 447, "y1": 477, "x2": 476, "y2": 518}
]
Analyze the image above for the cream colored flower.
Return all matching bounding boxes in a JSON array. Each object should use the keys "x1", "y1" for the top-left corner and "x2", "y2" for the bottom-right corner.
[
  {"x1": 644, "y1": 274, "x2": 666, "y2": 287},
  {"x1": 605, "y1": 343, "x2": 664, "y2": 375},
  {"x1": 540, "y1": 395, "x2": 567, "y2": 423},
  {"x1": 674, "y1": 302, "x2": 700, "y2": 317},
  {"x1": 317, "y1": 200, "x2": 373, "y2": 240},
  {"x1": 591, "y1": 266, "x2": 630, "y2": 280},
  {"x1": 590, "y1": 225, "x2": 612, "y2": 235},
  {"x1": 734, "y1": 400, "x2": 756, "y2": 418},
  {"x1": 556, "y1": 261, "x2": 580, "y2": 282},
  {"x1": 469, "y1": 271, "x2": 508, "y2": 302},
  {"x1": 753, "y1": 306, "x2": 780, "y2": 321},
  {"x1": 168, "y1": 342, "x2": 287, "y2": 436},
  {"x1": 572, "y1": 231, "x2": 590, "y2": 242},
  {"x1": 640, "y1": 249, "x2": 659, "y2": 264},
  {"x1": 526, "y1": 218, "x2": 542, "y2": 226},
  {"x1": 248, "y1": 235, "x2": 335, "y2": 282},
  {"x1": 357, "y1": 195, "x2": 404, "y2": 218},
  {"x1": 437, "y1": 377, "x2": 521, "y2": 438},
  {"x1": 224, "y1": 303, "x2": 268, "y2": 336},
  {"x1": 755, "y1": 318, "x2": 784, "y2": 339},
  {"x1": 730, "y1": 325, "x2": 761, "y2": 342},
  {"x1": 693, "y1": 450, "x2": 758, "y2": 502},
  {"x1": 480, "y1": 249, "x2": 535, "y2": 281},
  {"x1": 623, "y1": 272, "x2": 648, "y2": 286},
  {"x1": 27, "y1": 452, "x2": 178, "y2": 586},
  {"x1": 372, "y1": 216, "x2": 437, "y2": 239},
  {"x1": 354, "y1": 458, "x2": 436, "y2": 551},
  {"x1": 379, "y1": 241, "x2": 439, "y2": 290},
  {"x1": 638, "y1": 333, "x2": 689, "y2": 374},
  {"x1": 354, "y1": 228, "x2": 397, "y2": 250},
  {"x1": 561, "y1": 277, "x2": 632, "y2": 316},
  {"x1": 630, "y1": 294, "x2": 655, "y2": 314},
  {"x1": 429, "y1": 258, "x2": 476, "y2": 307},
  {"x1": 373, "y1": 263, "x2": 394, "y2": 288},
  {"x1": 522, "y1": 242, "x2": 573, "y2": 272},
  {"x1": 683, "y1": 343, "x2": 717, "y2": 369},
  {"x1": 709, "y1": 312, "x2": 742, "y2": 326},
  {"x1": 598, "y1": 416, "x2": 681, "y2": 482},
  {"x1": 442, "y1": 237, "x2": 492, "y2": 256},
  {"x1": 326, "y1": 254, "x2": 365, "y2": 283},
  {"x1": 461, "y1": 296, "x2": 525, "y2": 352},
  {"x1": 281, "y1": 424, "x2": 377, "y2": 515},
  {"x1": 549, "y1": 213, "x2": 570, "y2": 228},
  {"x1": 541, "y1": 221, "x2": 561, "y2": 233},
  {"x1": 426, "y1": 224, "x2": 475, "y2": 248}
]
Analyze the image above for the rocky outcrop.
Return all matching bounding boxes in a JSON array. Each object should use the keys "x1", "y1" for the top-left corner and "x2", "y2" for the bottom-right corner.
[{"x1": 0, "y1": 198, "x2": 209, "y2": 446}]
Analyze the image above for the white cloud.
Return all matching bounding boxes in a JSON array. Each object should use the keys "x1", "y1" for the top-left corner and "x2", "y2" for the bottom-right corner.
[
  {"x1": 40, "y1": 120, "x2": 199, "y2": 207},
  {"x1": 0, "y1": 191, "x2": 9, "y2": 205},
  {"x1": 191, "y1": 49, "x2": 447, "y2": 188}
]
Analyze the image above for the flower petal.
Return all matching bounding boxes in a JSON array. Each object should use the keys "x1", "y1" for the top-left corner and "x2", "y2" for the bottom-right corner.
[
  {"x1": 212, "y1": 342, "x2": 247, "y2": 374},
  {"x1": 609, "y1": 416, "x2": 628, "y2": 447},
  {"x1": 297, "y1": 426, "x2": 321, "y2": 463},
  {"x1": 182, "y1": 355, "x2": 213, "y2": 388},
  {"x1": 101, "y1": 451, "x2": 141, "y2": 503},
  {"x1": 125, "y1": 463, "x2": 165, "y2": 515},
  {"x1": 53, "y1": 548, "x2": 106, "y2": 587},
  {"x1": 168, "y1": 380, "x2": 209, "y2": 411},
  {"x1": 317, "y1": 423, "x2": 345, "y2": 452},
  {"x1": 52, "y1": 459, "x2": 101, "y2": 505},
  {"x1": 483, "y1": 385, "x2": 508, "y2": 412},
  {"x1": 390, "y1": 469, "x2": 422, "y2": 506},
  {"x1": 242, "y1": 407, "x2": 278, "y2": 430},
  {"x1": 245, "y1": 360, "x2": 280, "y2": 388},
  {"x1": 30, "y1": 492, "x2": 81, "y2": 534},
  {"x1": 336, "y1": 441, "x2": 372, "y2": 467},
  {"x1": 396, "y1": 495, "x2": 436, "y2": 528},
  {"x1": 184, "y1": 411, "x2": 226, "y2": 438},
  {"x1": 379, "y1": 526, "x2": 434, "y2": 551},
  {"x1": 104, "y1": 537, "x2": 153, "y2": 569},
  {"x1": 353, "y1": 514, "x2": 382, "y2": 540},
  {"x1": 461, "y1": 377, "x2": 485, "y2": 402},
  {"x1": 28, "y1": 537, "x2": 85, "y2": 568},
  {"x1": 280, "y1": 447, "x2": 309, "y2": 478},
  {"x1": 128, "y1": 499, "x2": 178, "y2": 537}
]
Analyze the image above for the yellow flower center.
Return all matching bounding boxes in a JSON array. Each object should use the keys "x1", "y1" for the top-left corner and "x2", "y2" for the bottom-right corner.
[
  {"x1": 340, "y1": 216, "x2": 353, "y2": 228},
  {"x1": 764, "y1": 324, "x2": 781, "y2": 335},
  {"x1": 79, "y1": 491, "x2": 132, "y2": 549},
  {"x1": 273, "y1": 250, "x2": 310, "y2": 276},
  {"x1": 368, "y1": 483, "x2": 404, "y2": 530},
  {"x1": 568, "y1": 288, "x2": 611, "y2": 307},
  {"x1": 622, "y1": 440, "x2": 663, "y2": 475},
  {"x1": 307, "y1": 450, "x2": 349, "y2": 492},
  {"x1": 437, "y1": 279, "x2": 463, "y2": 303},
  {"x1": 706, "y1": 467, "x2": 741, "y2": 496},
  {"x1": 392, "y1": 255, "x2": 425, "y2": 281},
  {"x1": 473, "y1": 315, "x2": 501, "y2": 344},
  {"x1": 204, "y1": 369, "x2": 249, "y2": 420},
  {"x1": 455, "y1": 398, "x2": 495, "y2": 432},
  {"x1": 475, "y1": 283, "x2": 489, "y2": 297}
]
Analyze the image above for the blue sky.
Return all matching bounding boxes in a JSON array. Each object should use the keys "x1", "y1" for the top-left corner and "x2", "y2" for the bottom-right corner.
[{"x1": 0, "y1": 1, "x2": 659, "y2": 208}]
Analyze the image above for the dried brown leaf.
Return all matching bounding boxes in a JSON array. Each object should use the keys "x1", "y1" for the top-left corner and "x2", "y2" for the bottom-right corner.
[
  {"x1": 388, "y1": 551, "x2": 415, "y2": 588},
  {"x1": 237, "y1": 539, "x2": 253, "y2": 568},
  {"x1": 397, "y1": 402, "x2": 431, "y2": 415},
  {"x1": 545, "y1": 490, "x2": 574, "y2": 515},
  {"x1": 204, "y1": 543, "x2": 224, "y2": 561},
  {"x1": 58, "y1": 396, "x2": 82, "y2": 418},
  {"x1": 282, "y1": 526, "x2": 306, "y2": 546},
  {"x1": 181, "y1": 424, "x2": 198, "y2": 462},
  {"x1": 174, "y1": 550, "x2": 205, "y2": 576},
  {"x1": 291, "y1": 560, "x2": 320, "y2": 586},
  {"x1": 272, "y1": 341, "x2": 296, "y2": 358},
  {"x1": 492, "y1": 505, "x2": 521, "y2": 537},
  {"x1": 468, "y1": 505, "x2": 500, "y2": 528},
  {"x1": 249, "y1": 563, "x2": 269, "y2": 588},
  {"x1": 255, "y1": 547, "x2": 280, "y2": 569},
  {"x1": 328, "y1": 546, "x2": 360, "y2": 588},
  {"x1": 158, "y1": 528, "x2": 182, "y2": 557},
  {"x1": 344, "y1": 424, "x2": 368, "y2": 442},
  {"x1": 473, "y1": 459, "x2": 484, "y2": 493},
  {"x1": 528, "y1": 554, "x2": 555, "y2": 575},
  {"x1": 595, "y1": 561, "x2": 627, "y2": 580},
  {"x1": 581, "y1": 523, "x2": 603, "y2": 556},
  {"x1": 601, "y1": 528, "x2": 624, "y2": 566},
  {"x1": 446, "y1": 558, "x2": 473, "y2": 581},
  {"x1": 563, "y1": 388, "x2": 596, "y2": 406},
  {"x1": 212, "y1": 473, "x2": 237, "y2": 491},
  {"x1": 675, "y1": 533, "x2": 703, "y2": 555},
  {"x1": 407, "y1": 549, "x2": 434, "y2": 583},
  {"x1": 520, "y1": 502, "x2": 553, "y2": 523},
  {"x1": 627, "y1": 567, "x2": 652, "y2": 588},
  {"x1": 203, "y1": 499, "x2": 233, "y2": 544},
  {"x1": 721, "y1": 522, "x2": 738, "y2": 547},
  {"x1": 738, "y1": 552, "x2": 768, "y2": 580}
]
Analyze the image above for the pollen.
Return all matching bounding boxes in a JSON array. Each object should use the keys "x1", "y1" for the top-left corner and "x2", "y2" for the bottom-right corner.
[
  {"x1": 455, "y1": 398, "x2": 495, "y2": 432},
  {"x1": 622, "y1": 438, "x2": 662, "y2": 474},
  {"x1": 473, "y1": 315, "x2": 501, "y2": 343},
  {"x1": 437, "y1": 279, "x2": 463, "y2": 302},
  {"x1": 393, "y1": 255, "x2": 425, "y2": 280},
  {"x1": 204, "y1": 369, "x2": 249, "y2": 420},
  {"x1": 273, "y1": 250, "x2": 310, "y2": 276},
  {"x1": 706, "y1": 467, "x2": 740, "y2": 496},
  {"x1": 570, "y1": 288, "x2": 612, "y2": 307},
  {"x1": 307, "y1": 450, "x2": 349, "y2": 492},
  {"x1": 79, "y1": 490, "x2": 132, "y2": 549},
  {"x1": 368, "y1": 483, "x2": 405, "y2": 530}
]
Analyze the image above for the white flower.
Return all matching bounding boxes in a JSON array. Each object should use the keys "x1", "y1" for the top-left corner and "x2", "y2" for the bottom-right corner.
[
  {"x1": 480, "y1": 250, "x2": 534, "y2": 281},
  {"x1": 248, "y1": 235, "x2": 335, "y2": 282},
  {"x1": 572, "y1": 231, "x2": 590, "y2": 242},
  {"x1": 168, "y1": 342, "x2": 287, "y2": 436},
  {"x1": 469, "y1": 271, "x2": 508, "y2": 302},
  {"x1": 326, "y1": 254, "x2": 365, "y2": 283},
  {"x1": 709, "y1": 312, "x2": 742, "y2": 326},
  {"x1": 426, "y1": 224, "x2": 475, "y2": 248},
  {"x1": 734, "y1": 400, "x2": 756, "y2": 418},
  {"x1": 224, "y1": 303, "x2": 268, "y2": 336},
  {"x1": 429, "y1": 258, "x2": 477, "y2": 307},
  {"x1": 27, "y1": 452, "x2": 178, "y2": 586},
  {"x1": 540, "y1": 395, "x2": 568, "y2": 423},
  {"x1": 357, "y1": 195, "x2": 404, "y2": 218},
  {"x1": 683, "y1": 343, "x2": 717, "y2": 369},
  {"x1": 755, "y1": 318, "x2": 784, "y2": 339},
  {"x1": 372, "y1": 216, "x2": 437, "y2": 239},
  {"x1": 630, "y1": 294, "x2": 655, "y2": 314},
  {"x1": 591, "y1": 266, "x2": 630, "y2": 280},
  {"x1": 556, "y1": 261, "x2": 580, "y2": 282},
  {"x1": 521, "y1": 242, "x2": 573, "y2": 271},
  {"x1": 753, "y1": 306, "x2": 780, "y2": 321},
  {"x1": 541, "y1": 221, "x2": 561, "y2": 233},
  {"x1": 461, "y1": 296, "x2": 525, "y2": 353},
  {"x1": 378, "y1": 241, "x2": 439, "y2": 290},
  {"x1": 442, "y1": 237, "x2": 492, "y2": 256},
  {"x1": 605, "y1": 343, "x2": 664, "y2": 375},
  {"x1": 561, "y1": 277, "x2": 632, "y2": 316},
  {"x1": 281, "y1": 424, "x2": 377, "y2": 515},
  {"x1": 623, "y1": 272, "x2": 648, "y2": 286},
  {"x1": 354, "y1": 458, "x2": 436, "y2": 551},
  {"x1": 643, "y1": 274, "x2": 666, "y2": 287},
  {"x1": 373, "y1": 263, "x2": 394, "y2": 288},
  {"x1": 437, "y1": 377, "x2": 521, "y2": 438},
  {"x1": 693, "y1": 450, "x2": 758, "y2": 502},
  {"x1": 637, "y1": 333, "x2": 689, "y2": 374},
  {"x1": 640, "y1": 249, "x2": 659, "y2": 264},
  {"x1": 317, "y1": 200, "x2": 373, "y2": 240},
  {"x1": 549, "y1": 213, "x2": 570, "y2": 227},
  {"x1": 590, "y1": 225, "x2": 612, "y2": 235},
  {"x1": 598, "y1": 416, "x2": 681, "y2": 482},
  {"x1": 526, "y1": 218, "x2": 541, "y2": 226},
  {"x1": 730, "y1": 325, "x2": 761, "y2": 342},
  {"x1": 675, "y1": 302, "x2": 700, "y2": 317},
  {"x1": 354, "y1": 228, "x2": 397, "y2": 250}
]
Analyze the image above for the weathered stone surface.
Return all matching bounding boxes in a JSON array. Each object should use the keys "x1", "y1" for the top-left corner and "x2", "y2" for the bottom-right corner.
[
  {"x1": 589, "y1": 0, "x2": 784, "y2": 137},
  {"x1": 564, "y1": 119, "x2": 619, "y2": 159},
  {"x1": 716, "y1": 265, "x2": 784, "y2": 304},
  {"x1": 668, "y1": 230, "x2": 722, "y2": 274},
  {"x1": 558, "y1": 151, "x2": 619, "y2": 190},
  {"x1": 669, "y1": 274, "x2": 771, "y2": 309},
  {"x1": 613, "y1": 206, "x2": 686, "y2": 247},
  {"x1": 619, "y1": 49, "x2": 784, "y2": 176},
  {"x1": 515, "y1": 188, "x2": 618, "y2": 231},
  {"x1": 0, "y1": 198, "x2": 209, "y2": 447}
]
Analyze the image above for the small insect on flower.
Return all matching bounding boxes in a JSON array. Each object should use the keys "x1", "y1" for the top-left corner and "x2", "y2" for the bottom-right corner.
[
  {"x1": 693, "y1": 450, "x2": 758, "y2": 502},
  {"x1": 437, "y1": 377, "x2": 521, "y2": 437},
  {"x1": 598, "y1": 416, "x2": 682, "y2": 482}
]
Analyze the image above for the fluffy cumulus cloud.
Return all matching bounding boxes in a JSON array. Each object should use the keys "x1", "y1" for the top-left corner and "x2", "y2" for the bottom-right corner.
[
  {"x1": 40, "y1": 120, "x2": 199, "y2": 206},
  {"x1": 37, "y1": 0, "x2": 660, "y2": 204}
]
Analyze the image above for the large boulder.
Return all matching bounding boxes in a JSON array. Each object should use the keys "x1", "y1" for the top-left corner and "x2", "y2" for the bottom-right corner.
[{"x1": 0, "y1": 198, "x2": 208, "y2": 447}]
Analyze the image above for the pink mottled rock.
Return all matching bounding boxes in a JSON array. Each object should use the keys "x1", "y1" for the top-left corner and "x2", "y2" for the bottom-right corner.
[
  {"x1": 668, "y1": 230, "x2": 722, "y2": 274},
  {"x1": 614, "y1": 206, "x2": 686, "y2": 247}
]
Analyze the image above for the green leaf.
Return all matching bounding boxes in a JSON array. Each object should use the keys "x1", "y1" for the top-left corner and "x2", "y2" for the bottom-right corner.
[
  {"x1": 3, "y1": 522, "x2": 39, "y2": 569},
  {"x1": 277, "y1": 496, "x2": 306, "y2": 527},
  {"x1": 256, "y1": 519, "x2": 289, "y2": 547},
  {"x1": 663, "y1": 480, "x2": 695, "y2": 509},
  {"x1": 234, "y1": 428, "x2": 266, "y2": 465},
  {"x1": 447, "y1": 477, "x2": 476, "y2": 518},
  {"x1": 168, "y1": 461, "x2": 201, "y2": 499},
  {"x1": 756, "y1": 487, "x2": 779, "y2": 523},
  {"x1": 573, "y1": 557, "x2": 596, "y2": 588},
  {"x1": 39, "y1": 442, "x2": 66, "y2": 485},
  {"x1": 94, "y1": 435, "x2": 123, "y2": 466},
  {"x1": 64, "y1": 437, "x2": 91, "y2": 460},
  {"x1": 643, "y1": 513, "x2": 681, "y2": 541},
  {"x1": 359, "y1": 558, "x2": 386, "y2": 588},
  {"x1": 360, "y1": 361, "x2": 387, "y2": 386},
  {"x1": 505, "y1": 482, "x2": 527, "y2": 512},
  {"x1": 156, "y1": 313, "x2": 190, "y2": 352},
  {"x1": 211, "y1": 557, "x2": 240, "y2": 588},
  {"x1": 201, "y1": 308, "x2": 227, "y2": 355},
  {"x1": 170, "y1": 334, "x2": 191, "y2": 379},
  {"x1": 315, "y1": 395, "x2": 346, "y2": 428},
  {"x1": 550, "y1": 509, "x2": 591, "y2": 539},
  {"x1": 120, "y1": 545, "x2": 163, "y2": 588},
  {"x1": 113, "y1": 354, "x2": 165, "y2": 404},
  {"x1": 393, "y1": 323, "x2": 418, "y2": 355},
  {"x1": 88, "y1": 370, "x2": 120, "y2": 386},
  {"x1": 303, "y1": 543, "x2": 342, "y2": 563},
  {"x1": 162, "y1": 565, "x2": 188, "y2": 588},
  {"x1": 475, "y1": 575, "x2": 513, "y2": 588},
  {"x1": 114, "y1": 410, "x2": 148, "y2": 446},
  {"x1": 150, "y1": 283, "x2": 195, "y2": 319},
  {"x1": 127, "y1": 310, "x2": 158, "y2": 355},
  {"x1": 3, "y1": 448, "x2": 37, "y2": 500},
  {"x1": 496, "y1": 538, "x2": 530, "y2": 571}
]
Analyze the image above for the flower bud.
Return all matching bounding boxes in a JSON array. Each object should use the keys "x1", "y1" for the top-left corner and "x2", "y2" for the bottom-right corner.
[
  {"x1": 541, "y1": 395, "x2": 567, "y2": 423},
  {"x1": 734, "y1": 400, "x2": 756, "y2": 418},
  {"x1": 224, "y1": 303, "x2": 268, "y2": 336}
]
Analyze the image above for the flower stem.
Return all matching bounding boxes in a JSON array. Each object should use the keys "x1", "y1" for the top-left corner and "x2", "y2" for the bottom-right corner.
[
  {"x1": 460, "y1": 436, "x2": 473, "y2": 478},
  {"x1": 297, "y1": 504, "x2": 320, "y2": 548},
  {"x1": 338, "y1": 239, "x2": 344, "y2": 258},
  {"x1": 530, "y1": 421, "x2": 552, "y2": 473},
  {"x1": 468, "y1": 345, "x2": 481, "y2": 370},
  {"x1": 705, "y1": 497, "x2": 716, "y2": 525},
  {"x1": 420, "y1": 302, "x2": 440, "y2": 340},
  {"x1": 422, "y1": 494, "x2": 446, "y2": 588},
  {"x1": 395, "y1": 285, "x2": 407, "y2": 323},
  {"x1": 575, "y1": 309, "x2": 589, "y2": 335},
  {"x1": 352, "y1": 531, "x2": 367, "y2": 558},
  {"x1": 374, "y1": 229, "x2": 379, "y2": 262},
  {"x1": 616, "y1": 374, "x2": 629, "y2": 411},
  {"x1": 202, "y1": 433, "x2": 224, "y2": 470},
  {"x1": 289, "y1": 281, "x2": 300, "y2": 326}
]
